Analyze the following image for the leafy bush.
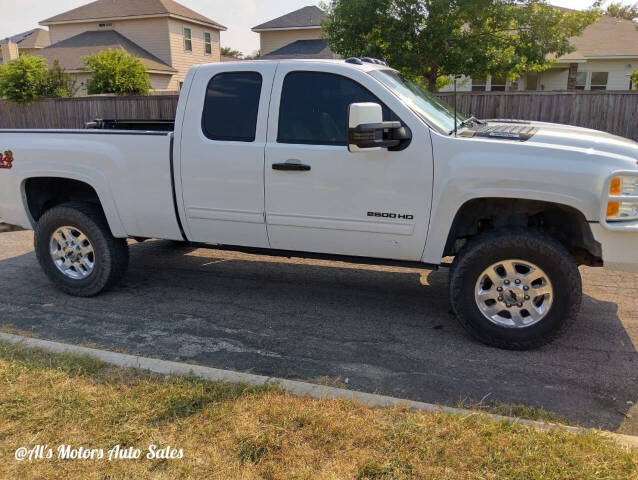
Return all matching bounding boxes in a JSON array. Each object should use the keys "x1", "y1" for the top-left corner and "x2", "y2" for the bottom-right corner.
[
  {"x1": 84, "y1": 49, "x2": 151, "y2": 95},
  {"x1": 632, "y1": 71, "x2": 638, "y2": 91},
  {"x1": 41, "y1": 60, "x2": 79, "y2": 99},
  {"x1": 0, "y1": 55, "x2": 48, "y2": 102},
  {"x1": 221, "y1": 47, "x2": 244, "y2": 59}
]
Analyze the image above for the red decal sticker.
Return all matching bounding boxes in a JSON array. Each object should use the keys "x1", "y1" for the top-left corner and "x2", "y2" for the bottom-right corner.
[{"x1": 0, "y1": 150, "x2": 13, "y2": 169}]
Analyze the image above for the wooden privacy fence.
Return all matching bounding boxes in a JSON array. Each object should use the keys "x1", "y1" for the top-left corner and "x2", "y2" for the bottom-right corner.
[
  {"x1": 0, "y1": 91, "x2": 637, "y2": 141},
  {"x1": 0, "y1": 95, "x2": 178, "y2": 130}
]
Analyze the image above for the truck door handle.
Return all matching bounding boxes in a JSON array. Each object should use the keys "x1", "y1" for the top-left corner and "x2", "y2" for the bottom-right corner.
[{"x1": 272, "y1": 162, "x2": 311, "y2": 172}]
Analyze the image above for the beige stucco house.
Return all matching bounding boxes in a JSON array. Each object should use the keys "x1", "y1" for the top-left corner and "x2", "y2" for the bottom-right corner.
[
  {"x1": 33, "y1": 0, "x2": 226, "y2": 93},
  {"x1": 445, "y1": 14, "x2": 638, "y2": 92},
  {"x1": 252, "y1": 6, "x2": 337, "y2": 60},
  {"x1": 0, "y1": 28, "x2": 50, "y2": 65}
]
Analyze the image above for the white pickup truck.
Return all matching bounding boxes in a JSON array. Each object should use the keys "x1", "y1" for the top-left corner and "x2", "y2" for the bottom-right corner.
[{"x1": 1, "y1": 59, "x2": 638, "y2": 350}]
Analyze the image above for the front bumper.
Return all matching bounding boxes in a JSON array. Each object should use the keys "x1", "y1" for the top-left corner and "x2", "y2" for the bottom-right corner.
[{"x1": 591, "y1": 223, "x2": 638, "y2": 273}]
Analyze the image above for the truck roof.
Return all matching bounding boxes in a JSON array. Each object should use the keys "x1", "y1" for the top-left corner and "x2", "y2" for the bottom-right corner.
[{"x1": 210, "y1": 58, "x2": 391, "y2": 72}]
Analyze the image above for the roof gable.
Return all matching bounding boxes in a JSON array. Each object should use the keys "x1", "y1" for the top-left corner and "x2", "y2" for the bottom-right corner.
[
  {"x1": 1, "y1": 28, "x2": 50, "y2": 48},
  {"x1": 40, "y1": 0, "x2": 226, "y2": 30},
  {"x1": 252, "y1": 6, "x2": 326, "y2": 31},
  {"x1": 37, "y1": 29, "x2": 177, "y2": 73}
]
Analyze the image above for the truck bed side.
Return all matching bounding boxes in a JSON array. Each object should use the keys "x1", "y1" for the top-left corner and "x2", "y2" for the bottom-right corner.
[{"x1": 0, "y1": 130, "x2": 183, "y2": 241}]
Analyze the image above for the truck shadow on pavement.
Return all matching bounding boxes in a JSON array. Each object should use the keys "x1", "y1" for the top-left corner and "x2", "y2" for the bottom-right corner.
[{"x1": 0, "y1": 237, "x2": 636, "y2": 434}]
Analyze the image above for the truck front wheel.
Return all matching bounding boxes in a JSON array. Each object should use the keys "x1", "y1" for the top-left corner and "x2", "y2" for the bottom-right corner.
[
  {"x1": 449, "y1": 230, "x2": 581, "y2": 350},
  {"x1": 34, "y1": 202, "x2": 129, "y2": 297}
]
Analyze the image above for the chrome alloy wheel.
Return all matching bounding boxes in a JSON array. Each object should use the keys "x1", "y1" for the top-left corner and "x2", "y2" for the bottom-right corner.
[
  {"x1": 474, "y1": 259, "x2": 553, "y2": 328},
  {"x1": 49, "y1": 226, "x2": 95, "y2": 280}
]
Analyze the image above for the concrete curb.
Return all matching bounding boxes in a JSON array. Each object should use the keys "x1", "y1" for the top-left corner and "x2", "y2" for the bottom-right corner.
[{"x1": 1, "y1": 332, "x2": 636, "y2": 449}]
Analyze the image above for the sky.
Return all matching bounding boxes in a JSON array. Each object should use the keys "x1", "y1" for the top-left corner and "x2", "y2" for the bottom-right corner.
[{"x1": 0, "y1": 0, "x2": 634, "y2": 55}]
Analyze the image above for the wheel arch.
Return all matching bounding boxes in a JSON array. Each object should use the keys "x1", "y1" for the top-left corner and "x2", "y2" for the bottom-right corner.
[
  {"x1": 426, "y1": 197, "x2": 602, "y2": 267},
  {"x1": 21, "y1": 175, "x2": 126, "y2": 237}
]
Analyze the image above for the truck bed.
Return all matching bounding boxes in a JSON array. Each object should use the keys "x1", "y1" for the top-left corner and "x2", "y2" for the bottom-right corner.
[{"x1": 84, "y1": 119, "x2": 175, "y2": 132}]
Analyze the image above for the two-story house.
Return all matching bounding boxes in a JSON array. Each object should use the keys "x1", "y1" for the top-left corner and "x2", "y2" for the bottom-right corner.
[
  {"x1": 0, "y1": 28, "x2": 50, "y2": 65},
  {"x1": 35, "y1": 0, "x2": 226, "y2": 92},
  {"x1": 252, "y1": 6, "x2": 336, "y2": 60}
]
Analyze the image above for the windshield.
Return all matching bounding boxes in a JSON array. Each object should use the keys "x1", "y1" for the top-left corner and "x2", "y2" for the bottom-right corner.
[{"x1": 370, "y1": 69, "x2": 465, "y2": 134}]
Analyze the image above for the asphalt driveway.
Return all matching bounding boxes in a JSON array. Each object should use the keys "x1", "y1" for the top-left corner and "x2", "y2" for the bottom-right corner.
[{"x1": 0, "y1": 230, "x2": 636, "y2": 434}]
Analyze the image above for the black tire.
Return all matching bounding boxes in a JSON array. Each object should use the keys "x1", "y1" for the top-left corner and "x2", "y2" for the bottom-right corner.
[
  {"x1": 449, "y1": 230, "x2": 581, "y2": 350},
  {"x1": 34, "y1": 202, "x2": 129, "y2": 297}
]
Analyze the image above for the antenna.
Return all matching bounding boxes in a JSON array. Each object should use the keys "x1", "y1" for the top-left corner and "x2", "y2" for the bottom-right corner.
[{"x1": 452, "y1": 75, "x2": 463, "y2": 137}]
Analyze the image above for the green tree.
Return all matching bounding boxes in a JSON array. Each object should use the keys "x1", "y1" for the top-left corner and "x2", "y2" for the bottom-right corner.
[
  {"x1": 322, "y1": 0, "x2": 599, "y2": 90},
  {"x1": 221, "y1": 47, "x2": 245, "y2": 59},
  {"x1": 632, "y1": 71, "x2": 638, "y2": 90},
  {"x1": 84, "y1": 49, "x2": 151, "y2": 95},
  {"x1": 603, "y1": 1, "x2": 638, "y2": 20},
  {"x1": 0, "y1": 54, "x2": 48, "y2": 102},
  {"x1": 41, "y1": 60, "x2": 79, "y2": 98}
]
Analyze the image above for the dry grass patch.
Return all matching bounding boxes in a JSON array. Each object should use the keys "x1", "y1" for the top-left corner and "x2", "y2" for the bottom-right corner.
[
  {"x1": 456, "y1": 396, "x2": 570, "y2": 425},
  {"x1": 0, "y1": 341, "x2": 635, "y2": 480}
]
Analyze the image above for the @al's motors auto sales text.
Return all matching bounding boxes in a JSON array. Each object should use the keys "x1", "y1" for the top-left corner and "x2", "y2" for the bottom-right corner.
[{"x1": 14, "y1": 444, "x2": 184, "y2": 461}]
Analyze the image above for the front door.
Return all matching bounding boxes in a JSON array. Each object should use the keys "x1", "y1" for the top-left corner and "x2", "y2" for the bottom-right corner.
[{"x1": 264, "y1": 65, "x2": 433, "y2": 261}]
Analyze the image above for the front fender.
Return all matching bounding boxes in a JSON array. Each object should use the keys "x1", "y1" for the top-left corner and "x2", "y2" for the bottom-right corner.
[{"x1": 422, "y1": 133, "x2": 615, "y2": 264}]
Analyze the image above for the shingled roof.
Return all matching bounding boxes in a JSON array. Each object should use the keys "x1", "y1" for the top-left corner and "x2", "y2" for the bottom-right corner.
[
  {"x1": 37, "y1": 30, "x2": 177, "y2": 73},
  {"x1": 40, "y1": 0, "x2": 226, "y2": 30},
  {"x1": 260, "y1": 39, "x2": 336, "y2": 60},
  {"x1": 252, "y1": 6, "x2": 326, "y2": 31},
  {"x1": 1, "y1": 28, "x2": 50, "y2": 48},
  {"x1": 559, "y1": 15, "x2": 638, "y2": 61}
]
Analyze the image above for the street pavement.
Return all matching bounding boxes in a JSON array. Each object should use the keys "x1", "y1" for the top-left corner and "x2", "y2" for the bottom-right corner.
[{"x1": 0, "y1": 230, "x2": 636, "y2": 434}]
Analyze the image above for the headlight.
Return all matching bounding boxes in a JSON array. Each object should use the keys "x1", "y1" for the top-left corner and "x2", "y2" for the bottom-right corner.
[
  {"x1": 610, "y1": 175, "x2": 638, "y2": 196},
  {"x1": 607, "y1": 175, "x2": 638, "y2": 222},
  {"x1": 607, "y1": 201, "x2": 638, "y2": 221}
]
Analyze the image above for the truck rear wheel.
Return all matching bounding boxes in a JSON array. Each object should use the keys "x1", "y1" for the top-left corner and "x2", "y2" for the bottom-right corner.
[
  {"x1": 34, "y1": 202, "x2": 129, "y2": 297},
  {"x1": 449, "y1": 230, "x2": 581, "y2": 350}
]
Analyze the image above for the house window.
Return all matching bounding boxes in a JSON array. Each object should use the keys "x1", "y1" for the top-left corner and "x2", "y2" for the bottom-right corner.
[
  {"x1": 204, "y1": 32, "x2": 212, "y2": 55},
  {"x1": 590, "y1": 72, "x2": 608, "y2": 91},
  {"x1": 184, "y1": 27, "x2": 192, "y2": 52},
  {"x1": 490, "y1": 75, "x2": 507, "y2": 91},
  {"x1": 575, "y1": 72, "x2": 587, "y2": 90},
  {"x1": 471, "y1": 76, "x2": 487, "y2": 91},
  {"x1": 526, "y1": 73, "x2": 538, "y2": 91}
]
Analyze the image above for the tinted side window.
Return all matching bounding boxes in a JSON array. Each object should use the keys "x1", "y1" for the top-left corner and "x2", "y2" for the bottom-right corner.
[
  {"x1": 202, "y1": 72, "x2": 262, "y2": 142},
  {"x1": 278, "y1": 71, "x2": 398, "y2": 146}
]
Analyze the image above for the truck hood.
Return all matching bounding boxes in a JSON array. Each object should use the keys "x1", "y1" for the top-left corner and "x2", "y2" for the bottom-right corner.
[{"x1": 498, "y1": 120, "x2": 638, "y2": 162}]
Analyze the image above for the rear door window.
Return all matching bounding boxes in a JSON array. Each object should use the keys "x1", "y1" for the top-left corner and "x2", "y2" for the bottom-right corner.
[{"x1": 202, "y1": 72, "x2": 263, "y2": 142}]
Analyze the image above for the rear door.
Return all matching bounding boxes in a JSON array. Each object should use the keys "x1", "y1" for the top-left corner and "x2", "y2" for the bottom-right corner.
[
  {"x1": 178, "y1": 64, "x2": 276, "y2": 247},
  {"x1": 264, "y1": 64, "x2": 433, "y2": 261}
]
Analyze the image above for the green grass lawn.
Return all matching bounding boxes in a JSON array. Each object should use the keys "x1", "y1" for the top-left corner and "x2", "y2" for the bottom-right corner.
[{"x1": 0, "y1": 341, "x2": 635, "y2": 480}]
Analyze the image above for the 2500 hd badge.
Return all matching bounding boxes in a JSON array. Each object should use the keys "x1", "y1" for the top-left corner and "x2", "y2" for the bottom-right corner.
[{"x1": 368, "y1": 211, "x2": 414, "y2": 220}]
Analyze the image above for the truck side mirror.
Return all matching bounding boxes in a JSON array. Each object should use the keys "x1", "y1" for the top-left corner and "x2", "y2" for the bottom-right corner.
[{"x1": 348, "y1": 103, "x2": 412, "y2": 153}]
